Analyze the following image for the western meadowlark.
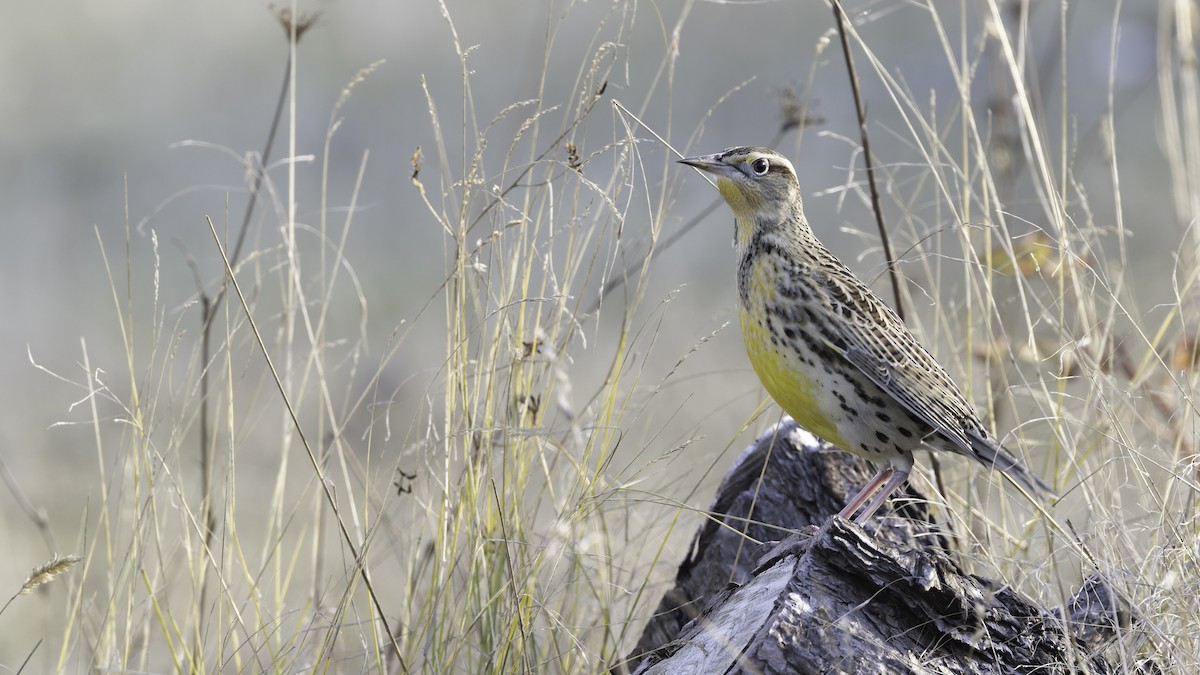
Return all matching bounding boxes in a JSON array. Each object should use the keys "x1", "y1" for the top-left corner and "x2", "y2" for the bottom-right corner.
[{"x1": 680, "y1": 146, "x2": 1052, "y2": 523}]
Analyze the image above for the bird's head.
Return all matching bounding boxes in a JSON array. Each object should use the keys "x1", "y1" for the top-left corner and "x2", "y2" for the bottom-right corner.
[{"x1": 678, "y1": 147, "x2": 800, "y2": 221}]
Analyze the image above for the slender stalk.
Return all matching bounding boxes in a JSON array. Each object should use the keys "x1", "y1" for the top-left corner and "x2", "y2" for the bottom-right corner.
[
  {"x1": 830, "y1": 0, "x2": 905, "y2": 321},
  {"x1": 191, "y1": 11, "x2": 313, "y2": 668}
]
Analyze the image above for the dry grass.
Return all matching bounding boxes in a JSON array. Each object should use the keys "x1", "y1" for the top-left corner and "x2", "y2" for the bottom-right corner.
[{"x1": 11, "y1": 0, "x2": 1200, "y2": 672}]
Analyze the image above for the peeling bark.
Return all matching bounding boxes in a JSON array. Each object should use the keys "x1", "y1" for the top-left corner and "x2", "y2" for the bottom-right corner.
[{"x1": 620, "y1": 419, "x2": 1128, "y2": 674}]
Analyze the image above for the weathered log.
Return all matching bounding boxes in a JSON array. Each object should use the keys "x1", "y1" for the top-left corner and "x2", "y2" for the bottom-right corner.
[{"x1": 621, "y1": 419, "x2": 1128, "y2": 674}]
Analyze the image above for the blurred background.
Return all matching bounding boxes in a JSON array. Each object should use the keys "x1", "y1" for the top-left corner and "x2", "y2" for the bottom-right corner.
[{"x1": 0, "y1": 0, "x2": 1174, "y2": 668}]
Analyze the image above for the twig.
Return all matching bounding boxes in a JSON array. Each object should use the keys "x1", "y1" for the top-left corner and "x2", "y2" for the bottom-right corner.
[
  {"x1": 491, "y1": 481, "x2": 531, "y2": 673},
  {"x1": 830, "y1": 0, "x2": 904, "y2": 321},
  {"x1": 205, "y1": 215, "x2": 408, "y2": 670},
  {"x1": 190, "y1": 10, "x2": 315, "y2": 669}
]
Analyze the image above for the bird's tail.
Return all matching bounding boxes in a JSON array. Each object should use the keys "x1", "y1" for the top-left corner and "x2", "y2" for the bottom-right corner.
[{"x1": 966, "y1": 431, "x2": 1055, "y2": 498}]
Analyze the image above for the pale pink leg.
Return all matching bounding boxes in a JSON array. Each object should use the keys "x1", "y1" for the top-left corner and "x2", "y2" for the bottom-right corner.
[
  {"x1": 837, "y1": 467, "x2": 893, "y2": 521},
  {"x1": 853, "y1": 468, "x2": 910, "y2": 523}
]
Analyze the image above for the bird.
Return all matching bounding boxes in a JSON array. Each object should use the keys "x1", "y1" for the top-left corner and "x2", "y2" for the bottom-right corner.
[{"x1": 679, "y1": 146, "x2": 1052, "y2": 523}]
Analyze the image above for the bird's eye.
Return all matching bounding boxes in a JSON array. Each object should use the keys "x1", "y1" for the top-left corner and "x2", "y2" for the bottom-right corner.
[{"x1": 751, "y1": 158, "x2": 770, "y2": 175}]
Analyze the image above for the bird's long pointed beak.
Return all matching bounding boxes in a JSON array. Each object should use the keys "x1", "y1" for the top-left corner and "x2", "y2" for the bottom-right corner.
[{"x1": 678, "y1": 153, "x2": 728, "y2": 175}]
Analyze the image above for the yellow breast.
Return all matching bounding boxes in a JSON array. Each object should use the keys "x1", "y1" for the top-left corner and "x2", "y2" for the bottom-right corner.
[{"x1": 738, "y1": 258, "x2": 851, "y2": 449}]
